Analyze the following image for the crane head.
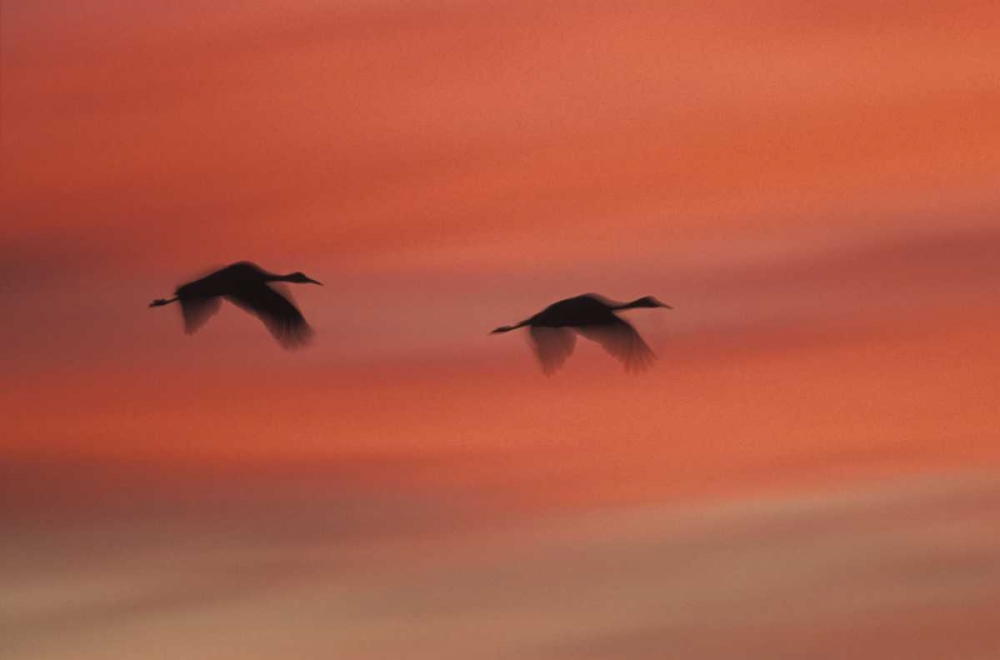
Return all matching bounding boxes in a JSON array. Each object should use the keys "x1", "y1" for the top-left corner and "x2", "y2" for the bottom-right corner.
[
  {"x1": 288, "y1": 272, "x2": 323, "y2": 285},
  {"x1": 633, "y1": 296, "x2": 671, "y2": 309}
]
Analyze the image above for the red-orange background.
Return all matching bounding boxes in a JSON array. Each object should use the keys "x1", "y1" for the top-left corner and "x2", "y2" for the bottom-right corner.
[{"x1": 2, "y1": 2, "x2": 999, "y2": 658}]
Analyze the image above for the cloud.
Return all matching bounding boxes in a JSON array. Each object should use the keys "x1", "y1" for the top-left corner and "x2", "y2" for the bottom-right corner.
[
  {"x1": 4, "y1": 0, "x2": 1000, "y2": 275},
  {"x1": 4, "y1": 469, "x2": 998, "y2": 659}
]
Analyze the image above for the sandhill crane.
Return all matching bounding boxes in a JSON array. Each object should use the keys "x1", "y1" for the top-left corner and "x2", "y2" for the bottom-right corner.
[
  {"x1": 491, "y1": 294, "x2": 670, "y2": 374},
  {"x1": 150, "y1": 262, "x2": 321, "y2": 348}
]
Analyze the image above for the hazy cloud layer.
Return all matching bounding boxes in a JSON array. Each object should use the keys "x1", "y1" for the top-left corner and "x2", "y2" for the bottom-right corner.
[{"x1": 4, "y1": 469, "x2": 998, "y2": 659}]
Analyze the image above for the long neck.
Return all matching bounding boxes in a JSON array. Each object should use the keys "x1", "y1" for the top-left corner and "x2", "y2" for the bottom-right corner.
[{"x1": 611, "y1": 298, "x2": 646, "y2": 311}]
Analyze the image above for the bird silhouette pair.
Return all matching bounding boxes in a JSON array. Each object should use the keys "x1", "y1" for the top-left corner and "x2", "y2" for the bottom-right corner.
[{"x1": 150, "y1": 262, "x2": 671, "y2": 373}]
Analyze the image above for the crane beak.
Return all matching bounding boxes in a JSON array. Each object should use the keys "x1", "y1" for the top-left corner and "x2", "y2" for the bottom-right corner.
[{"x1": 305, "y1": 277, "x2": 323, "y2": 285}]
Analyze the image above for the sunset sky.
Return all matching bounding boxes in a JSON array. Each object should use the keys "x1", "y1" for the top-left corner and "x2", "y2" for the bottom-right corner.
[{"x1": 2, "y1": 1, "x2": 999, "y2": 658}]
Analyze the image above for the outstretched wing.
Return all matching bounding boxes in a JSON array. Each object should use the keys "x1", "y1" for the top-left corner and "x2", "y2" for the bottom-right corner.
[
  {"x1": 528, "y1": 326, "x2": 577, "y2": 375},
  {"x1": 178, "y1": 296, "x2": 221, "y2": 335},
  {"x1": 225, "y1": 283, "x2": 313, "y2": 349},
  {"x1": 576, "y1": 317, "x2": 656, "y2": 373}
]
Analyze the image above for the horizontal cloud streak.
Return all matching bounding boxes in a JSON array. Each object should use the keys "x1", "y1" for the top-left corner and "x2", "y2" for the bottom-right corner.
[
  {"x1": 4, "y1": 469, "x2": 998, "y2": 659},
  {"x1": 4, "y1": 0, "x2": 1000, "y2": 270}
]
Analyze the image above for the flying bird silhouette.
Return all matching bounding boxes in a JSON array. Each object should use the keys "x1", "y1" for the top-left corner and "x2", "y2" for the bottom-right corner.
[
  {"x1": 150, "y1": 262, "x2": 321, "y2": 348},
  {"x1": 491, "y1": 294, "x2": 671, "y2": 374}
]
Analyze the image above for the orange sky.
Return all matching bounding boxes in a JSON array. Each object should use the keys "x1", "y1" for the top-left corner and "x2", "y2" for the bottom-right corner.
[
  {"x1": 3, "y1": 0, "x2": 1000, "y2": 488},
  {"x1": 3, "y1": 2, "x2": 1000, "y2": 657},
  {"x1": 2, "y1": 0, "x2": 999, "y2": 480}
]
